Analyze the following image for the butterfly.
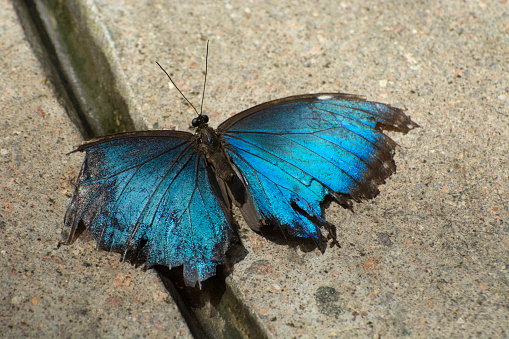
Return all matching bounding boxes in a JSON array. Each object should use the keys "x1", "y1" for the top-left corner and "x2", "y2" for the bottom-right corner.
[{"x1": 62, "y1": 61, "x2": 418, "y2": 287}]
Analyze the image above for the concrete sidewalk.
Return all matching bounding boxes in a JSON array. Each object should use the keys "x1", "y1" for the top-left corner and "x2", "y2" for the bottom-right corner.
[
  {"x1": 2, "y1": 0, "x2": 508, "y2": 338},
  {"x1": 0, "y1": 2, "x2": 191, "y2": 338}
]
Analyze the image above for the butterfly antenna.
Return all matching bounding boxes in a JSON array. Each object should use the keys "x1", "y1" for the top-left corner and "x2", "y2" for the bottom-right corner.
[
  {"x1": 155, "y1": 61, "x2": 199, "y2": 116},
  {"x1": 199, "y1": 40, "x2": 209, "y2": 116}
]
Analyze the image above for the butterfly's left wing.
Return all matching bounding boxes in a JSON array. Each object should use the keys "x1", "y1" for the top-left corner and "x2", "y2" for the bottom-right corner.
[
  {"x1": 218, "y1": 93, "x2": 418, "y2": 246},
  {"x1": 63, "y1": 131, "x2": 236, "y2": 287}
]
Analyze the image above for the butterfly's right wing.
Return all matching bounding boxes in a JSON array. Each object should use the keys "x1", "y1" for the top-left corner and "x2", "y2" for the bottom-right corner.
[
  {"x1": 218, "y1": 94, "x2": 418, "y2": 246},
  {"x1": 63, "y1": 131, "x2": 235, "y2": 287}
]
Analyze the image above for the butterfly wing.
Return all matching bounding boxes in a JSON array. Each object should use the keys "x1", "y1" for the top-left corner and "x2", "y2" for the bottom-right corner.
[
  {"x1": 218, "y1": 93, "x2": 418, "y2": 245},
  {"x1": 63, "y1": 131, "x2": 236, "y2": 287}
]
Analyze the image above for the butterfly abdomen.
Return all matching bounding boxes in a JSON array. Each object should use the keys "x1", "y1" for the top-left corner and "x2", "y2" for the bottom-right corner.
[{"x1": 197, "y1": 125, "x2": 236, "y2": 182}]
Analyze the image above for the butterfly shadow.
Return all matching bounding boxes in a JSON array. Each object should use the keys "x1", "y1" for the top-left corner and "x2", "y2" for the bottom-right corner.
[{"x1": 155, "y1": 241, "x2": 247, "y2": 309}]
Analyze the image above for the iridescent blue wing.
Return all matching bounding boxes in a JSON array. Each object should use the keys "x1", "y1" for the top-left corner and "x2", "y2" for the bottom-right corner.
[
  {"x1": 63, "y1": 131, "x2": 236, "y2": 287},
  {"x1": 218, "y1": 93, "x2": 418, "y2": 246}
]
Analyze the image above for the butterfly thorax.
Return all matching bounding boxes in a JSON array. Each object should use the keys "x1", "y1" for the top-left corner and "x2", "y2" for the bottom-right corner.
[{"x1": 196, "y1": 124, "x2": 235, "y2": 182}]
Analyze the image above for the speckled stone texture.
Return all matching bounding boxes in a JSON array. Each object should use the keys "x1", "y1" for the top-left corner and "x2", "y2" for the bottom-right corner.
[
  {"x1": 90, "y1": 1, "x2": 509, "y2": 337},
  {"x1": 2, "y1": 0, "x2": 508, "y2": 338},
  {"x1": 0, "y1": 2, "x2": 191, "y2": 338}
]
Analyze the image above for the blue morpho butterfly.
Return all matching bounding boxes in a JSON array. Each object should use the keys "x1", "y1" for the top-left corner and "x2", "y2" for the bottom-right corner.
[{"x1": 61, "y1": 52, "x2": 418, "y2": 287}]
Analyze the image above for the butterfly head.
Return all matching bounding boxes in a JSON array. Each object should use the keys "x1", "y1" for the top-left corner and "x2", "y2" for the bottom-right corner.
[{"x1": 192, "y1": 114, "x2": 209, "y2": 128}]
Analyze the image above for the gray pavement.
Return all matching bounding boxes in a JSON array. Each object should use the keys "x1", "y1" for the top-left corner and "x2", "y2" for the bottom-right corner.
[
  {"x1": 0, "y1": 2, "x2": 191, "y2": 338},
  {"x1": 1, "y1": 0, "x2": 508, "y2": 338}
]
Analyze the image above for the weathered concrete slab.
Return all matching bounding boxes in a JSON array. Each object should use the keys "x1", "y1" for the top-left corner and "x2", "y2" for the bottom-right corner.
[
  {"x1": 89, "y1": 0, "x2": 509, "y2": 337},
  {"x1": 0, "y1": 1, "x2": 191, "y2": 337}
]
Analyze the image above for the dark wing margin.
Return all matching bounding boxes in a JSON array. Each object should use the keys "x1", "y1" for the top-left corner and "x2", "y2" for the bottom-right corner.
[
  {"x1": 219, "y1": 93, "x2": 418, "y2": 245},
  {"x1": 62, "y1": 131, "x2": 236, "y2": 287}
]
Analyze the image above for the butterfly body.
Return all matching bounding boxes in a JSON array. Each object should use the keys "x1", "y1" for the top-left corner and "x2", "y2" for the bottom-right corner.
[
  {"x1": 196, "y1": 125, "x2": 236, "y2": 183},
  {"x1": 62, "y1": 93, "x2": 418, "y2": 287}
]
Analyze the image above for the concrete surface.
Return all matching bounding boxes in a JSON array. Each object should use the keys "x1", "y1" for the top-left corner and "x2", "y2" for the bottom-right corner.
[
  {"x1": 0, "y1": 2, "x2": 191, "y2": 338},
  {"x1": 2, "y1": 0, "x2": 508, "y2": 338}
]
